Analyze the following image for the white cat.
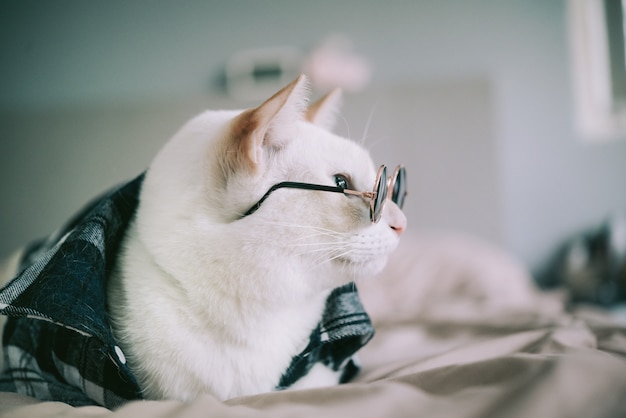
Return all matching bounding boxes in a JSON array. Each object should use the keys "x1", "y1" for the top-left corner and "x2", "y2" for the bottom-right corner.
[{"x1": 107, "y1": 75, "x2": 407, "y2": 401}]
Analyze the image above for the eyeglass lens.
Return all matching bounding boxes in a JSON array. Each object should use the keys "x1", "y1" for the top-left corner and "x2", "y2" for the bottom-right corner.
[
  {"x1": 372, "y1": 166, "x2": 388, "y2": 223},
  {"x1": 391, "y1": 166, "x2": 407, "y2": 209}
]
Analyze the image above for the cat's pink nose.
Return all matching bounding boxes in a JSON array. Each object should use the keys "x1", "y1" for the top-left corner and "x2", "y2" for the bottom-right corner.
[
  {"x1": 386, "y1": 204, "x2": 407, "y2": 236},
  {"x1": 391, "y1": 224, "x2": 405, "y2": 236}
]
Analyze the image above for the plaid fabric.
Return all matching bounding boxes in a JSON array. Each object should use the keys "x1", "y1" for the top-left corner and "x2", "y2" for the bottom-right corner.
[
  {"x1": 0, "y1": 175, "x2": 145, "y2": 408},
  {"x1": 278, "y1": 284, "x2": 374, "y2": 388},
  {"x1": 0, "y1": 174, "x2": 374, "y2": 408}
]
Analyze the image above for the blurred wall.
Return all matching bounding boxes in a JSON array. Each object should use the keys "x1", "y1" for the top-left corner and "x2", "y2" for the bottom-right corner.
[{"x1": 1, "y1": 0, "x2": 625, "y2": 270}]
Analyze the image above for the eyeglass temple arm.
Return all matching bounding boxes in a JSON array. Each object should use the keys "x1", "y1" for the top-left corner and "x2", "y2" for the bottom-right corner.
[
  {"x1": 242, "y1": 182, "x2": 375, "y2": 218},
  {"x1": 242, "y1": 182, "x2": 342, "y2": 217},
  {"x1": 343, "y1": 189, "x2": 376, "y2": 199}
]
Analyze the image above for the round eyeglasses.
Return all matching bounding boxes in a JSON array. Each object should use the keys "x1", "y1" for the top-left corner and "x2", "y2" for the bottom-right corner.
[{"x1": 242, "y1": 165, "x2": 407, "y2": 224}]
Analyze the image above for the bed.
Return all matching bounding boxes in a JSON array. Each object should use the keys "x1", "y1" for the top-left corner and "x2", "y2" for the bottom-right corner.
[{"x1": 1, "y1": 232, "x2": 625, "y2": 417}]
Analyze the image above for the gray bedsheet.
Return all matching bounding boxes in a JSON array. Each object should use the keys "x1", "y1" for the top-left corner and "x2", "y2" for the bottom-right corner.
[{"x1": 2, "y1": 234, "x2": 625, "y2": 417}]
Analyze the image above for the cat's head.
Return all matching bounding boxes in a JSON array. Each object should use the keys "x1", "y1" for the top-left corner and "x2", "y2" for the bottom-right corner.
[{"x1": 138, "y1": 75, "x2": 406, "y2": 293}]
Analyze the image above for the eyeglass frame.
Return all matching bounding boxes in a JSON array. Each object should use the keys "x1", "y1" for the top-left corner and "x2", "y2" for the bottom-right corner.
[{"x1": 241, "y1": 165, "x2": 406, "y2": 223}]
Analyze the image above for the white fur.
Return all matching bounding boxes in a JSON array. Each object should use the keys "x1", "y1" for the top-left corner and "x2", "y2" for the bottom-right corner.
[{"x1": 108, "y1": 76, "x2": 406, "y2": 401}]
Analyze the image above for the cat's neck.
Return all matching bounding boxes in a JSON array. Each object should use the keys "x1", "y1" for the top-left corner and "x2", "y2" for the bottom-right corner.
[
  {"x1": 110, "y1": 220, "x2": 330, "y2": 400},
  {"x1": 115, "y1": 220, "x2": 330, "y2": 340}
]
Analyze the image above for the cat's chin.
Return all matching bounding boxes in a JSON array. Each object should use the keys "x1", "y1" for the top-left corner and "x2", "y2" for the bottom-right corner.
[{"x1": 333, "y1": 255, "x2": 389, "y2": 279}]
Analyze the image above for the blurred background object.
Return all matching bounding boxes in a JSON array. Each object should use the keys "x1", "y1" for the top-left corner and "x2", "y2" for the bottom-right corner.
[
  {"x1": 570, "y1": 0, "x2": 626, "y2": 139},
  {"x1": 1, "y1": 0, "x2": 625, "y2": 286},
  {"x1": 303, "y1": 34, "x2": 371, "y2": 92},
  {"x1": 538, "y1": 212, "x2": 626, "y2": 306}
]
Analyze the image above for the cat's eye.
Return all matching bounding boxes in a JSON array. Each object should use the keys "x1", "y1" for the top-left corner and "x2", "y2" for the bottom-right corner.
[{"x1": 333, "y1": 174, "x2": 350, "y2": 190}]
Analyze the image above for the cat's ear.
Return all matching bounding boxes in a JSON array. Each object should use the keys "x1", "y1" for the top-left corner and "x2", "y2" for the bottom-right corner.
[
  {"x1": 228, "y1": 74, "x2": 309, "y2": 174},
  {"x1": 305, "y1": 88, "x2": 342, "y2": 131}
]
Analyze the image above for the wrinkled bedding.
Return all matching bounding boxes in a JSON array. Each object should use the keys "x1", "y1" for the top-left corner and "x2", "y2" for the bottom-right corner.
[{"x1": 2, "y1": 233, "x2": 626, "y2": 418}]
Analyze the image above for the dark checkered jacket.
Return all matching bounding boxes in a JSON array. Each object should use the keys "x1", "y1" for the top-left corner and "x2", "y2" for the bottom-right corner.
[{"x1": 0, "y1": 174, "x2": 374, "y2": 408}]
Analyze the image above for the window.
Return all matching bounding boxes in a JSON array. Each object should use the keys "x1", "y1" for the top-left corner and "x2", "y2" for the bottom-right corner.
[{"x1": 569, "y1": 0, "x2": 626, "y2": 140}]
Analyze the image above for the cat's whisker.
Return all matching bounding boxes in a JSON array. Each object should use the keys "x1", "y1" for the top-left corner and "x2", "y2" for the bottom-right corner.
[
  {"x1": 359, "y1": 103, "x2": 378, "y2": 146},
  {"x1": 261, "y1": 221, "x2": 349, "y2": 234},
  {"x1": 259, "y1": 221, "x2": 351, "y2": 239},
  {"x1": 293, "y1": 244, "x2": 348, "y2": 258},
  {"x1": 290, "y1": 241, "x2": 344, "y2": 248},
  {"x1": 363, "y1": 136, "x2": 386, "y2": 152},
  {"x1": 336, "y1": 113, "x2": 351, "y2": 142},
  {"x1": 328, "y1": 248, "x2": 356, "y2": 261},
  {"x1": 290, "y1": 231, "x2": 343, "y2": 242},
  {"x1": 303, "y1": 247, "x2": 357, "y2": 267},
  {"x1": 302, "y1": 240, "x2": 352, "y2": 257},
  {"x1": 291, "y1": 242, "x2": 342, "y2": 251}
]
